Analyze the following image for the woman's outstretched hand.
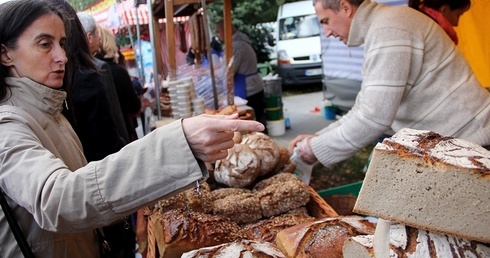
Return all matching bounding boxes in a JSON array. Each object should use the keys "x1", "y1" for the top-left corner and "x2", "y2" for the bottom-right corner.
[{"x1": 182, "y1": 113, "x2": 265, "y2": 162}]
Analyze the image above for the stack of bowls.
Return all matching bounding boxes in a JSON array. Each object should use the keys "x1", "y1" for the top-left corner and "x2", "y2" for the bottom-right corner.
[
  {"x1": 176, "y1": 82, "x2": 192, "y2": 118},
  {"x1": 167, "y1": 80, "x2": 179, "y2": 118}
]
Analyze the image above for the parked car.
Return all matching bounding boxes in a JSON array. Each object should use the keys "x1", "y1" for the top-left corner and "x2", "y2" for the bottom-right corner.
[{"x1": 275, "y1": 0, "x2": 322, "y2": 87}]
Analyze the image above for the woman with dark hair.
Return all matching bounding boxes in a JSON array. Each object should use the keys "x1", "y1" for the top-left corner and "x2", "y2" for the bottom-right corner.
[
  {"x1": 409, "y1": 0, "x2": 471, "y2": 44},
  {"x1": 0, "y1": 0, "x2": 264, "y2": 256}
]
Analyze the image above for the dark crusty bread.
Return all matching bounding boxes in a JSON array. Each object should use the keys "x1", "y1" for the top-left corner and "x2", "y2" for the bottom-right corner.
[
  {"x1": 275, "y1": 216, "x2": 375, "y2": 258},
  {"x1": 150, "y1": 209, "x2": 241, "y2": 258},
  {"x1": 241, "y1": 213, "x2": 315, "y2": 242},
  {"x1": 353, "y1": 128, "x2": 490, "y2": 243}
]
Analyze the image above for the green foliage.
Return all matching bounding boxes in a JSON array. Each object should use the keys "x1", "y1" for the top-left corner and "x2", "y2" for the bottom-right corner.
[{"x1": 208, "y1": 0, "x2": 279, "y2": 63}]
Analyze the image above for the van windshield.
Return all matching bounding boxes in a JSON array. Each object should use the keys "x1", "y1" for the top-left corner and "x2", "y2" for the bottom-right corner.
[{"x1": 279, "y1": 14, "x2": 320, "y2": 40}]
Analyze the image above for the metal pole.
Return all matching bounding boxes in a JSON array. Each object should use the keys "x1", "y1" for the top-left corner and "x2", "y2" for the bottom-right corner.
[
  {"x1": 199, "y1": 0, "x2": 218, "y2": 110},
  {"x1": 147, "y1": 0, "x2": 162, "y2": 119}
]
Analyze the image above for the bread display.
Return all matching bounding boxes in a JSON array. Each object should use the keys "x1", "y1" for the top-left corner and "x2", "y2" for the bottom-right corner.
[
  {"x1": 146, "y1": 131, "x2": 340, "y2": 257},
  {"x1": 353, "y1": 128, "x2": 490, "y2": 243},
  {"x1": 150, "y1": 209, "x2": 241, "y2": 258},
  {"x1": 214, "y1": 144, "x2": 261, "y2": 188},
  {"x1": 275, "y1": 216, "x2": 376, "y2": 258},
  {"x1": 342, "y1": 223, "x2": 490, "y2": 257},
  {"x1": 181, "y1": 239, "x2": 286, "y2": 258}
]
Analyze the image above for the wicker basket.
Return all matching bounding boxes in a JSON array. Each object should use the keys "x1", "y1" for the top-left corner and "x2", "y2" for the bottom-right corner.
[
  {"x1": 323, "y1": 194, "x2": 357, "y2": 216},
  {"x1": 306, "y1": 186, "x2": 339, "y2": 218}
]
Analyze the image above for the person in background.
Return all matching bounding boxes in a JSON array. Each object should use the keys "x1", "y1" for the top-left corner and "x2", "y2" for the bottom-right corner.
[
  {"x1": 215, "y1": 20, "x2": 266, "y2": 129},
  {"x1": 77, "y1": 11, "x2": 130, "y2": 143},
  {"x1": 53, "y1": 2, "x2": 126, "y2": 165},
  {"x1": 408, "y1": 0, "x2": 470, "y2": 45},
  {"x1": 96, "y1": 26, "x2": 141, "y2": 142},
  {"x1": 0, "y1": 1, "x2": 265, "y2": 257},
  {"x1": 289, "y1": 0, "x2": 490, "y2": 167}
]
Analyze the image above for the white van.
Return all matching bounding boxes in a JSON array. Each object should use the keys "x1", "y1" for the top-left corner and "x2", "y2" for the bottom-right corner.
[{"x1": 275, "y1": 0, "x2": 322, "y2": 86}]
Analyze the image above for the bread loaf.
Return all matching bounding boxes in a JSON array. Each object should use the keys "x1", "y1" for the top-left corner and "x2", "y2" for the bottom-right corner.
[
  {"x1": 353, "y1": 128, "x2": 490, "y2": 243},
  {"x1": 151, "y1": 183, "x2": 211, "y2": 214},
  {"x1": 181, "y1": 239, "x2": 286, "y2": 258},
  {"x1": 242, "y1": 213, "x2": 315, "y2": 242},
  {"x1": 241, "y1": 132, "x2": 280, "y2": 176},
  {"x1": 275, "y1": 216, "x2": 375, "y2": 258},
  {"x1": 253, "y1": 173, "x2": 311, "y2": 218},
  {"x1": 343, "y1": 223, "x2": 490, "y2": 257},
  {"x1": 204, "y1": 188, "x2": 262, "y2": 224},
  {"x1": 214, "y1": 144, "x2": 260, "y2": 188},
  {"x1": 150, "y1": 209, "x2": 241, "y2": 258}
]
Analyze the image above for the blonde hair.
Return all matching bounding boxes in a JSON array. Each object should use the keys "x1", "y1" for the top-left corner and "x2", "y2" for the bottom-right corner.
[{"x1": 98, "y1": 25, "x2": 119, "y2": 63}]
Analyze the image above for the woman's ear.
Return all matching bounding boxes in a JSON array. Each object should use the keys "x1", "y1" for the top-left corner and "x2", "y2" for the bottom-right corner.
[{"x1": 1, "y1": 44, "x2": 13, "y2": 66}]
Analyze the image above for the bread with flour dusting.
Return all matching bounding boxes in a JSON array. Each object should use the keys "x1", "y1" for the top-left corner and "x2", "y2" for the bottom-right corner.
[
  {"x1": 353, "y1": 128, "x2": 490, "y2": 243},
  {"x1": 343, "y1": 223, "x2": 490, "y2": 257}
]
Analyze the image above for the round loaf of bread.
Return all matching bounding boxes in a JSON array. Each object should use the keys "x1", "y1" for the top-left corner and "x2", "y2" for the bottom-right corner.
[
  {"x1": 241, "y1": 132, "x2": 280, "y2": 176},
  {"x1": 275, "y1": 216, "x2": 376, "y2": 258},
  {"x1": 214, "y1": 144, "x2": 260, "y2": 188}
]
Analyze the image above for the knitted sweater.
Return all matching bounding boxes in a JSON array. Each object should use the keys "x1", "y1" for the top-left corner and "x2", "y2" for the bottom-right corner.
[{"x1": 311, "y1": 0, "x2": 490, "y2": 167}]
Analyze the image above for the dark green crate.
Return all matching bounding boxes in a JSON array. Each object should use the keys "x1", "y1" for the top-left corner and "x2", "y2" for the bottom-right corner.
[{"x1": 317, "y1": 181, "x2": 363, "y2": 197}]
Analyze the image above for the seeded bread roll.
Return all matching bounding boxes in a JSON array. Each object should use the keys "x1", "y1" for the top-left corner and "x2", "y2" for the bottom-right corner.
[
  {"x1": 215, "y1": 194, "x2": 262, "y2": 224},
  {"x1": 151, "y1": 209, "x2": 241, "y2": 258},
  {"x1": 152, "y1": 183, "x2": 211, "y2": 214},
  {"x1": 214, "y1": 144, "x2": 260, "y2": 188},
  {"x1": 253, "y1": 173, "x2": 311, "y2": 218},
  {"x1": 253, "y1": 172, "x2": 300, "y2": 192},
  {"x1": 181, "y1": 239, "x2": 286, "y2": 258},
  {"x1": 242, "y1": 132, "x2": 280, "y2": 176},
  {"x1": 275, "y1": 216, "x2": 376, "y2": 258}
]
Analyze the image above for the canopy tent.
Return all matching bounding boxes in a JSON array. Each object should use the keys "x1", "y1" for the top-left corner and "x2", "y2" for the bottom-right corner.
[{"x1": 85, "y1": 0, "x2": 190, "y2": 30}]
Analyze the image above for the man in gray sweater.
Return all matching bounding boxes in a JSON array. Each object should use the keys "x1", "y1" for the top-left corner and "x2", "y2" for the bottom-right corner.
[{"x1": 289, "y1": 0, "x2": 490, "y2": 167}]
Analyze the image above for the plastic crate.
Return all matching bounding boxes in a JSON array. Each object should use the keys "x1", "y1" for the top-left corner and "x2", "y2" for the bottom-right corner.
[{"x1": 317, "y1": 181, "x2": 363, "y2": 197}]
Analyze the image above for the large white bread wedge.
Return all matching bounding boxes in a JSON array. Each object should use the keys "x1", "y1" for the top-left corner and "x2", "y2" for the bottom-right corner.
[{"x1": 353, "y1": 128, "x2": 490, "y2": 243}]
